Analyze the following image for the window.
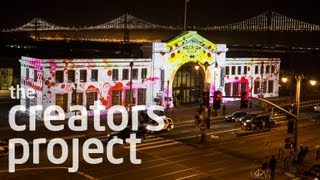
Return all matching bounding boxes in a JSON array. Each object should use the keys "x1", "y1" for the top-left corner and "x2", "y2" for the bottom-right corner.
[
  {"x1": 80, "y1": 70, "x2": 87, "y2": 82},
  {"x1": 56, "y1": 71, "x2": 64, "y2": 83},
  {"x1": 73, "y1": 92, "x2": 83, "y2": 105},
  {"x1": 231, "y1": 66, "x2": 236, "y2": 75},
  {"x1": 268, "y1": 80, "x2": 274, "y2": 93},
  {"x1": 26, "y1": 68, "x2": 29, "y2": 79},
  {"x1": 68, "y1": 70, "x2": 75, "y2": 82},
  {"x1": 34, "y1": 70, "x2": 37, "y2": 82},
  {"x1": 232, "y1": 83, "x2": 239, "y2": 96},
  {"x1": 266, "y1": 65, "x2": 270, "y2": 74},
  {"x1": 225, "y1": 66, "x2": 230, "y2": 75},
  {"x1": 91, "y1": 69, "x2": 98, "y2": 81},
  {"x1": 255, "y1": 66, "x2": 259, "y2": 74},
  {"x1": 262, "y1": 81, "x2": 267, "y2": 93},
  {"x1": 225, "y1": 83, "x2": 231, "y2": 96},
  {"x1": 122, "y1": 69, "x2": 129, "y2": 80},
  {"x1": 112, "y1": 69, "x2": 118, "y2": 81},
  {"x1": 160, "y1": 69, "x2": 164, "y2": 91},
  {"x1": 254, "y1": 81, "x2": 260, "y2": 94},
  {"x1": 138, "y1": 89, "x2": 146, "y2": 105},
  {"x1": 56, "y1": 94, "x2": 68, "y2": 112},
  {"x1": 125, "y1": 89, "x2": 134, "y2": 107},
  {"x1": 141, "y1": 68, "x2": 147, "y2": 79},
  {"x1": 86, "y1": 92, "x2": 97, "y2": 109},
  {"x1": 132, "y1": 69, "x2": 138, "y2": 80},
  {"x1": 243, "y1": 66, "x2": 247, "y2": 75},
  {"x1": 112, "y1": 90, "x2": 122, "y2": 105},
  {"x1": 237, "y1": 66, "x2": 241, "y2": 75},
  {"x1": 271, "y1": 65, "x2": 275, "y2": 73}
]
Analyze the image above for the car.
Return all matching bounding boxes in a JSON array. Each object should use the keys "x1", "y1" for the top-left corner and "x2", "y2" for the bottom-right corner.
[
  {"x1": 225, "y1": 111, "x2": 248, "y2": 122},
  {"x1": 302, "y1": 164, "x2": 320, "y2": 179},
  {"x1": 270, "y1": 111, "x2": 287, "y2": 121},
  {"x1": 148, "y1": 117, "x2": 174, "y2": 132},
  {"x1": 242, "y1": 114, "x2": 275, "y2": 130},
  {"x1": 239, "y1": 114, "x2": 258, "y2": 125},
  {"x1": 0, "y1": 140, "x2": 9, "y2": 156},
  {"x1": 106, "y1": 126, "x2": 149, "y2": 142},
  {"x1": 314, "y1": 105, "x2": 320, "y2": 112}
]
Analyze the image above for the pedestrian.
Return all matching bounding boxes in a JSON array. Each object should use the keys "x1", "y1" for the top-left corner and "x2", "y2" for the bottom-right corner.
[
  {"x1": 222, "y1": 104, "x2": 226, "y2": 116},
  {"x1": 316, "y1": 145, "x2": 320, "y2": 160},
  {"x1": 302, "y1": 146, "x2": 309, "y2": 161},
  {"x1": 205, "y1": 117, "x2": 210, "y2": 129},
  {"x1": 268, "y1": 155, "x2": 277, "y2": 180},
  {"x1": 208, "y1": 106, "x2": 211, "y2": 118},
  {"x1": 298, "y1": 145, "x2": 304, "y2": 164},
  {"x1": 176, "y1": 93, "x2": 181, "y2": 105}
]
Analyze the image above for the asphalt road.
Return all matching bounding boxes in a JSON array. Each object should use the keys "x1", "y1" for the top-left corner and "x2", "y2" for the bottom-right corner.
[{"x1": 1, "y1": 109, "x2": 320, "y2": 180}]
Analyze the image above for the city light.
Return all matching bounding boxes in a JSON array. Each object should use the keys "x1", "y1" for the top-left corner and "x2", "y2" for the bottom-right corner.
[{"x1": 281, "y1": 77, "x2": 288, "y2": 83}]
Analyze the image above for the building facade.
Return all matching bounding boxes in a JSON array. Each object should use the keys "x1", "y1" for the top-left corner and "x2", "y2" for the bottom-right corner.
[{"x1": 20, "y1": 31, "x2": 280, "y2": 119}]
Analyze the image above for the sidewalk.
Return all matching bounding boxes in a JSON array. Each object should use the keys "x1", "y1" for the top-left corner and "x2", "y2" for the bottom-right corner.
[{"x1": 166, "y1": 100, "x2": 261, "y2": 122}]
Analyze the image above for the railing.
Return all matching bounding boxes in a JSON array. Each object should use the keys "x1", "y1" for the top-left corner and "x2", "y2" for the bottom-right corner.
[{"x1": 300, "y1": 99, "x2": 320, "y2": 107}]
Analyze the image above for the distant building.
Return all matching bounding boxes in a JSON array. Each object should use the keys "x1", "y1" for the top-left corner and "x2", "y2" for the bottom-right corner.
[{"x1": 20, "y1": 31, "x2": 280, "y2": 119}]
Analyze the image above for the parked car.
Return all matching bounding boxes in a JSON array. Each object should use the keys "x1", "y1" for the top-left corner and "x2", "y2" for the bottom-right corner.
[
  {"x1": 302, "y1": 164, "x2": 320, "y2": 179},
  {"x1": 314, "y1": 105, "x2": 320, "y2": 112},
  {"x1": 0, "y1": 140, "x2": 9, "y2": 156},
  {"x1": 106, "y1": 126, "x2": 149, "y2": 142},
  {"x1": 225, "y1": 111, "x2": 248, "y2": 122},
  {"x1": 270, "y1": 111, "x2": 287, "y2": 121},
  {"x1": 242, "y1": 114, "x2": 275, "y2": 130}
]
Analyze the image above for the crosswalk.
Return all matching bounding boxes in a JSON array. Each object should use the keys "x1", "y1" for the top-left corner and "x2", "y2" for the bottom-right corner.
[{"x1": 122, "y1": 135, "x2": 182, "y2": 151}]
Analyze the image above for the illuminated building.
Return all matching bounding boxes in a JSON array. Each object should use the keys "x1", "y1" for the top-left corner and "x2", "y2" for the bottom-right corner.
[{"x1": 20, "y1": 31, "x2": 280, "y2": 119}]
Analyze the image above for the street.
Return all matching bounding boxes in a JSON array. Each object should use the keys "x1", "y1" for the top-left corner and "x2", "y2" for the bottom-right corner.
[{"x1": 1, "y1": 104, "x2": 320, "y2": 179}]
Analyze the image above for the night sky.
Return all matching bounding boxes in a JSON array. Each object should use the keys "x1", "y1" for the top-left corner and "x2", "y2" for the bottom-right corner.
[{"x1": 1, "y1": 0, "x2": 320, "y2": 29}]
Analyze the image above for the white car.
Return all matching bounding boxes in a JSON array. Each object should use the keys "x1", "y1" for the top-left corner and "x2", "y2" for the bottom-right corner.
[
  {"x1": 314, "y1": 105, "x2": 320, "y2": 112},
  {"x1": 149, "y1": 117, "x2": 174, "y2": 132}
]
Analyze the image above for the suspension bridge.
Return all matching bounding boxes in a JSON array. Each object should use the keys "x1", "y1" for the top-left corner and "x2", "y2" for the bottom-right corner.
[{"x1": 2, "y1": 11, "x2": 320, "y2": 33}]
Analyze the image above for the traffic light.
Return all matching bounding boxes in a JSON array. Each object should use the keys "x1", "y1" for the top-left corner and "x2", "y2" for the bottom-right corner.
[
  {"x1": 213, "y1": 91, "x2": 222, "y2": 110},
  {"x1": 240, "y1": 91, "x2": 249, "y2": 109},
  {"x1": 287, "y1": 119, "x2": 295, "y2": 134}
]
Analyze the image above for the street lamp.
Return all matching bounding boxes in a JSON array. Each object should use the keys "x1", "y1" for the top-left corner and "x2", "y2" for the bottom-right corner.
[
  {"x1": 281, "y1": 77, "x2": 288, "y2": 83},
  {"x1": 195, "y1": 64, "x2": 200, "y2": 102},
  {"x1": 73, "y1": 83, "x2": 78, "y2": 116},
  {"x1": 129, "y1": 62, "x2": 134, "y2": 124},
  {"x1": 310, "y1": 80, "x2": 316, "y2": 86},
  {"x1": 283, "y1": 74, "x2": 316, "y2": 151},
  {"x1": 260, "y1": 61, "x2": 264, "y2": 98}
]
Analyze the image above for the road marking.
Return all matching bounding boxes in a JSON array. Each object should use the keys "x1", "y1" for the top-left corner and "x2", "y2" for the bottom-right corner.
[
  {"x1": 176, "y1": 173, "x2": 200, "y2": 180},
  {"x1": 0, "y1": 166, "x2": 96, "y2": 180},
  {"x1": 145, "y1": 167, "x2": 196, "y2": 180},
  {"x1": 173, "y1": 127, "x2": 241, "y2": 141},
  {"x1": 210, "y1": 165, "x2": 233, "y2": 173},
  {"x1": 135, "y1": 141, "x2": 182, "y2": 151}
]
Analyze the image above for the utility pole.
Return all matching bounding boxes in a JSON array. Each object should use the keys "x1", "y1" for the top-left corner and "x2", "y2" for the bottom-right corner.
[{"x1": 294, "y1": 75, "x2": 301, "y2": 152}]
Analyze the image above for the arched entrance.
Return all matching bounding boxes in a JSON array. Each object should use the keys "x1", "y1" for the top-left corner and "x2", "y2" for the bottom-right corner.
[{"x1": 172, "y1": 62, "x2": 204, "y2": 104}]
